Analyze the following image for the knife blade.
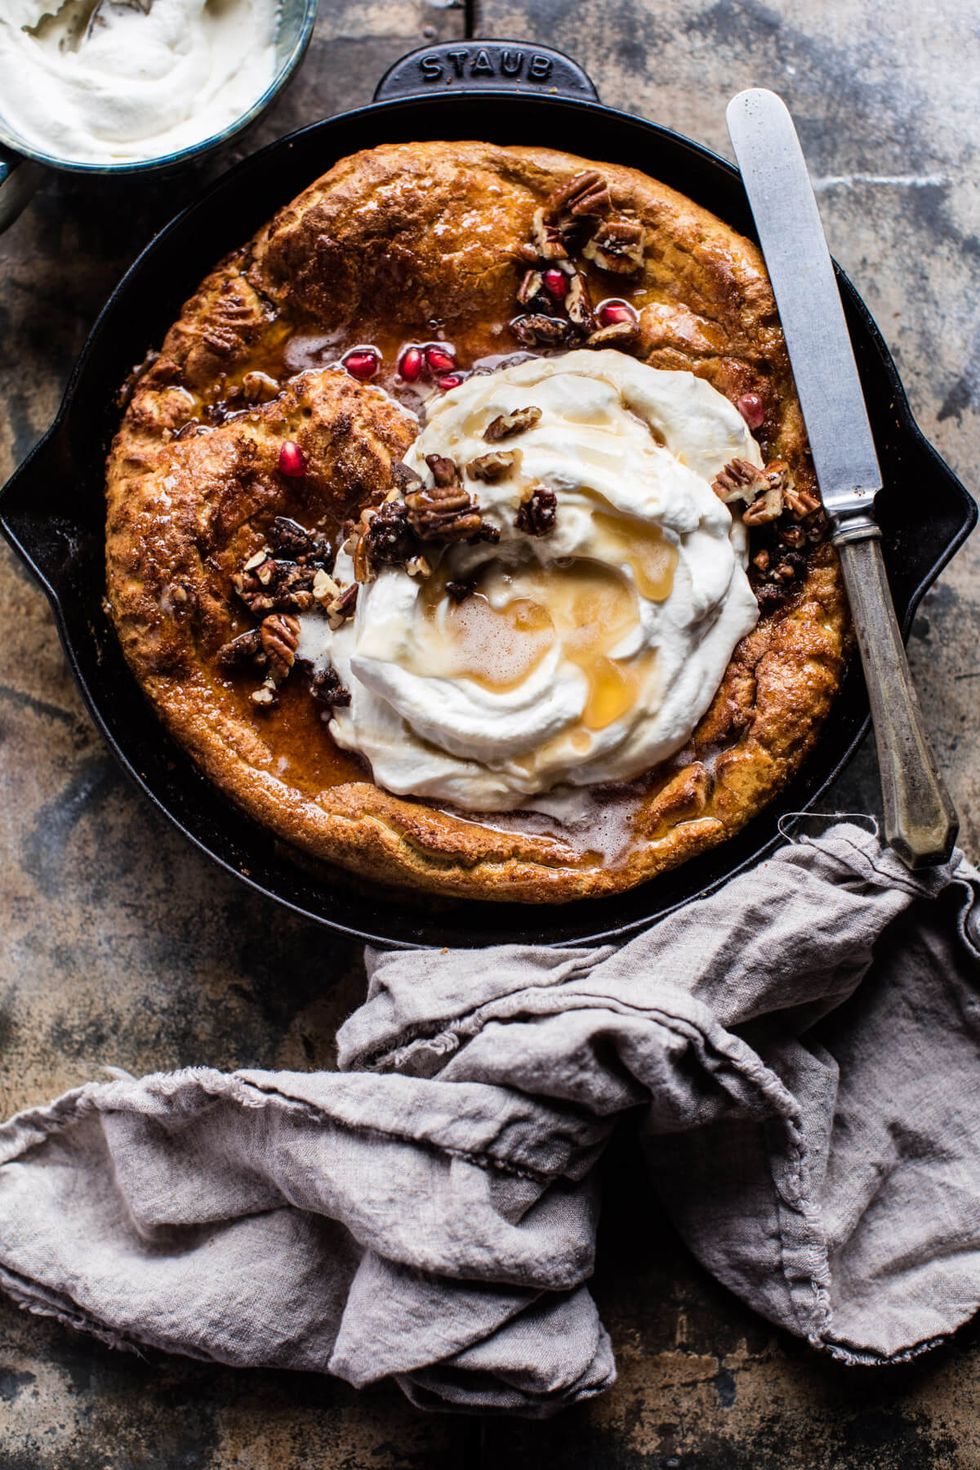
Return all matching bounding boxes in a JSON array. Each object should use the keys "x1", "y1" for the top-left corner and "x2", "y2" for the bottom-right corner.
[
  {"x1": 726, "y1": 88, "x2": 881, "y2": 525},
  {"x1": 726, "y1": 88, "x2": 957, "y2": 868}
]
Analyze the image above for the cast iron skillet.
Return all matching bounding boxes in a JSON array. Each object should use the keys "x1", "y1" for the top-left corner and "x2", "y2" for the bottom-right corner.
[{"x1": 1, "y1": 42, "x2": 974, "y2": 948}]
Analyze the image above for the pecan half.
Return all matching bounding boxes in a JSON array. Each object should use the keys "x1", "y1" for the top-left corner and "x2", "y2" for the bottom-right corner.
[
  {"x1": 484, "y1": 406, "x2": 542, "y2": 442},
  {"x1": 583, "y1": 217, "x2": 646, "y2": 274},
  {"x1": 234, "y1": 558, "x2": 316, "y2": 614},
  {"x1": 511, "y1": 313, "x2": 574, "y2": 348},
  {"x1": 516, "y1": 484, "x2": 558, "y2": 537},
  {"x1": 260, "y1": 612, "x2": 300, "y2": 681},
  {"x1": 545, "y1": 169, "x2": 612, "y2": 223},
  {"x1": 405, "y1": 456, "x2": 484, "y2": 543},
  {"x1": 467, "y1": 450, "x2": 518, "y2": 483}
]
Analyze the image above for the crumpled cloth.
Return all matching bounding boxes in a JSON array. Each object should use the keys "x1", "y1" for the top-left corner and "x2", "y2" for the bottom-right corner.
[{"x1": 0, "y1": 822, "x2": 977, "y2": 1416}]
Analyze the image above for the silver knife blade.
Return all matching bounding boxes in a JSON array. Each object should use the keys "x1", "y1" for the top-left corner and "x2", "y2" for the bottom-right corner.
[{"x1": 726, "y1": 89, "x2": 882, "y2": 521}]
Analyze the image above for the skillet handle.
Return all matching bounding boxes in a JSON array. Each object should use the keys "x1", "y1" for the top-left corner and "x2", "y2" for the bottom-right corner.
[{"x1": 374, "y1": 42, "x2": 599, "y2": 103}]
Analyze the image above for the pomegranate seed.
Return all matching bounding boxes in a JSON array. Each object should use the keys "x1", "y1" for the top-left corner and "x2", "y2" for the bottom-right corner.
[
  {"x1": 278, "y1": 440, "x2": 306, "y2": 478},
  {"x1": 436, "y1": 374, "x2": 464, "y2": 392},
  {"x1": 425, "y1": 344, "x2": 456, "y2": 375},
  {"x1": 543, "y1": 268, "x2": 569, "y2": 300},
  {"x1": 399, "y1": 346, "x2": 424, "y2": 382},
  {"x1": 343, "y1": 349, "x2": 380, "y2": 382},
  {"x1": 736, "y1": 392, "x2": 765, "y2": 430},
  {"x1": 597, "y1": 299, "x2": 637, "y2": 327}
]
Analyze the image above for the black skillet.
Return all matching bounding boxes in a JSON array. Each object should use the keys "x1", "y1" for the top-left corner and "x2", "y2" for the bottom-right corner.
[{"x1": 1, "y1": 41, "x2": 974, "y2": 948}]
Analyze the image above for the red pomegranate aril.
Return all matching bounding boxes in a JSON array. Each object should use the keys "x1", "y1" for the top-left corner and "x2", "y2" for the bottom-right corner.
[
  {"x1": 343, "y1": 350, "x2": 380, "y2": 382},
  {"x1": 543, "y1": 268, "x2": 569, "y2": 300},
  {"x1": 278, "y1": 440, "x2": 306, "y2": 478},
  {"x1": 399, "y1": 346, "x2": 425, "y2": 381},
  {"x1": 736, "y1": 393, "x2": 765, "y2": 429},
  {"x1": 436, "y1": 374, "x2": 464, "y2": 392},
  {"x1": 597, "y1": 299, "x2": 637, "y2": 327},
  {"x1": 425, "y1": 344, "x2": 456, "y2": 375}
]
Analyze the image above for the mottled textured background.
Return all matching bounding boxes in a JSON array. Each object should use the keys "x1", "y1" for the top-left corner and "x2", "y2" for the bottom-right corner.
[{"x1": 0, "y1": 1, "x2": 977, "y2": 1465}]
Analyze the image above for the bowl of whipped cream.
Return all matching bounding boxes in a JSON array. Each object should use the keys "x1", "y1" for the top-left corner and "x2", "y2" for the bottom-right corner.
[{"x1": 0, "y1": 0, "x2": 316, "y2": 228}]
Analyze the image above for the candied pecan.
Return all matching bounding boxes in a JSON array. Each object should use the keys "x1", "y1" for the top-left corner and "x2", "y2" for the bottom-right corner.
[
  {"x1": 517, "y1": 269, "x2": 546, "y2": 306},
  {"x1": 779, "y1": 524, "x2": 806, "y2": 550},
  {"x1": 585, "y1": 319, "x2": 639, "y2": 350},
  {"x1": 529, "y1": 207, "x2": 568, "y2": 261},
  {"x1": 565, "y1": 273, "x2": 594, "y2": 331},
  {"x1": 313, "y1": 569, "x2": 359, "y2": 625},
  {"x1": 511, "y1": 313, "x2": 574, "y2": 348},
  {"x1": 470, "y1": 522, "x2": 501, "y2": 545},
  {"x1": 484, "y1": 406, "x2": 542, "y2": 442},
  {"x1": 361, "y1": 500, "x2": 417, "y2": 569},
  {"x1": 391, "y1": 459, "x2": 424, "y2": 494},
  {"x1": 712, "y1": 458, "x2": 765, "y2": 505},
  {"x1": 545, "y1": 169, "x2": 612, "y2": 223},
  {"x1": 310, "y1": 665, "x2": 351, "y2": 709},
  {"x1": 268, "y1": 515, "x2": 332, "y2": 563},
  {"x1": 467, "y1": 450, "x2": 518, "y2": 483},
  {"x1": 216, "y1": 627, "x2": 263, "y2": 671},
  {"x1": 446, "y1": 577, "x2": 476, "y2": 603},
  {"x1": 234, "y1": 558, "x2": 315, "y2": 614},
  {"x1": 583, "y1": 216, "x2": 646, "y2": 274},
  {"x1": 516, "y1": 484, "x2": 558, "y2": 537},
  {"x1": 425, "y1": 453, "x2": 462, "y2": 489},
  {"x1": 260, "y1": 612, "x2": 300, "y2": 681},
  {"x1": 251, "y1": 677, "x2": 279, "y2": 708},
  {"x1": 742, "y1": 489, "x2": 785, "y2": 526}
]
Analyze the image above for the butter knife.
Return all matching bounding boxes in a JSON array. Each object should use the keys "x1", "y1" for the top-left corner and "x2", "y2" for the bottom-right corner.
[{"x1": 727, "y1": 87, "x2": 957, "y2": 868}]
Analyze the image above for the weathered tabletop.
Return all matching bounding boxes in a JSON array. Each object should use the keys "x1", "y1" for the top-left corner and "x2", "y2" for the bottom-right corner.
[{"x1": 1, "y1": 1, "x2": 977, "y2": 1465}]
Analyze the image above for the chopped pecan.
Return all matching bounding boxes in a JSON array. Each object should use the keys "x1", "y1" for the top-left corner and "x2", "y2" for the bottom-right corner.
[
  {"x1": 784, "y1": 484, "x2": 822, "y2": 519},
  {"x1": 241, "y1": 370, "x2": 280, "y2": 403},
  {"x1": 260, "y1": 613, "x2": 300, "y2": 681},
  {"x1": 467, "y1": 450, "x2": 518, "y2": 483},
  {"x1": 234, "y1": 558, "x2": 315, "y2": 614},
  {"x1": 268, "y1": 516, "x2": 332, "y2": 563},
  {"x1": 742, "y1": 488, "x2": 785, "y2": 526},
  {"x1": 391, "y1": 459, "x2": 424, "y2": 495},
  {"x1": 216, "y1": 627, "x2": 264, "y2": 671},
  {"x1": 484, "y1": 406, "x2": 542, "y2": 442},
  {"x1": 511, "y1": 313, "x2": 574, "y2": 348},
  {"x1": 585, "y1": 319, "x2": 639, "y2": 350},
  {"x1": 583, "y1": 216, "x2": 646, "y2": 274},
  {"x1": 545, "y1": 169, "x2": 612, "y2": 223},
  {"x1": 516, "y1": 484, "x2": 558, "y2": 537},
  {"x1": 313, "y1": 570, "x2": 359, "y2": 625},
  {"x1": 251, "y1": 677, "x2": 278, "y2": 708},
  {"x1": 529, "y1": 207, "x2": 568, "y2": 261},
  {"x1": 310, "y1": 665, "x2": 351, "y2": 709}
]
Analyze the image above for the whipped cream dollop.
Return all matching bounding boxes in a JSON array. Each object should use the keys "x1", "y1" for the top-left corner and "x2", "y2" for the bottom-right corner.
[
  {"x1": 300, "y1": 351, "x2": 763, "y2": 812},
  {"x1": 0, "y1": 0, "x2": 278, "y2": 165}
]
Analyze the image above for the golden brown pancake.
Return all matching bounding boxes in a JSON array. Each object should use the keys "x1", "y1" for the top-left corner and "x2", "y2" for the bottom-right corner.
[{"x1": 105, "y1": 142, "x2": 847, "y2": 902}]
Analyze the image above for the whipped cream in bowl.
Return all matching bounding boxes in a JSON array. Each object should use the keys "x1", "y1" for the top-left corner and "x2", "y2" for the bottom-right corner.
[
  {"x1": 0, "y1": 0, "x2": 306, "y2": 171},
  {"x1": 300, "y1": 350, "x2": 763, "y2": 814}
]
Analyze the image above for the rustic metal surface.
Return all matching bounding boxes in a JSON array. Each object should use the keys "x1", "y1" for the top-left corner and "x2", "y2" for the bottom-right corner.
[{"x1": 1, "y1": 0, "x2": 977, "y2": 1464}]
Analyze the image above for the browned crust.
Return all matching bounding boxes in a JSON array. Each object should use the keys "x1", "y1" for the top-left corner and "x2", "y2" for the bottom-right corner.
[{"x1": 105, "y1": 141, "x2": 848, "y2": 903}]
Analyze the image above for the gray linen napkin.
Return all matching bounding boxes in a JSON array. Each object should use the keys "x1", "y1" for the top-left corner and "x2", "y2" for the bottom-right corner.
[{"x1": 0, "y1": 821, "x2": 977, "y2": 1416}]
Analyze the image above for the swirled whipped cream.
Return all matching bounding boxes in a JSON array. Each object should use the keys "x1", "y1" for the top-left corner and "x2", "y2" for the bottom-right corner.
[{"x1": 300, "y1": 351, "x2": 762, "y2": 812}]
